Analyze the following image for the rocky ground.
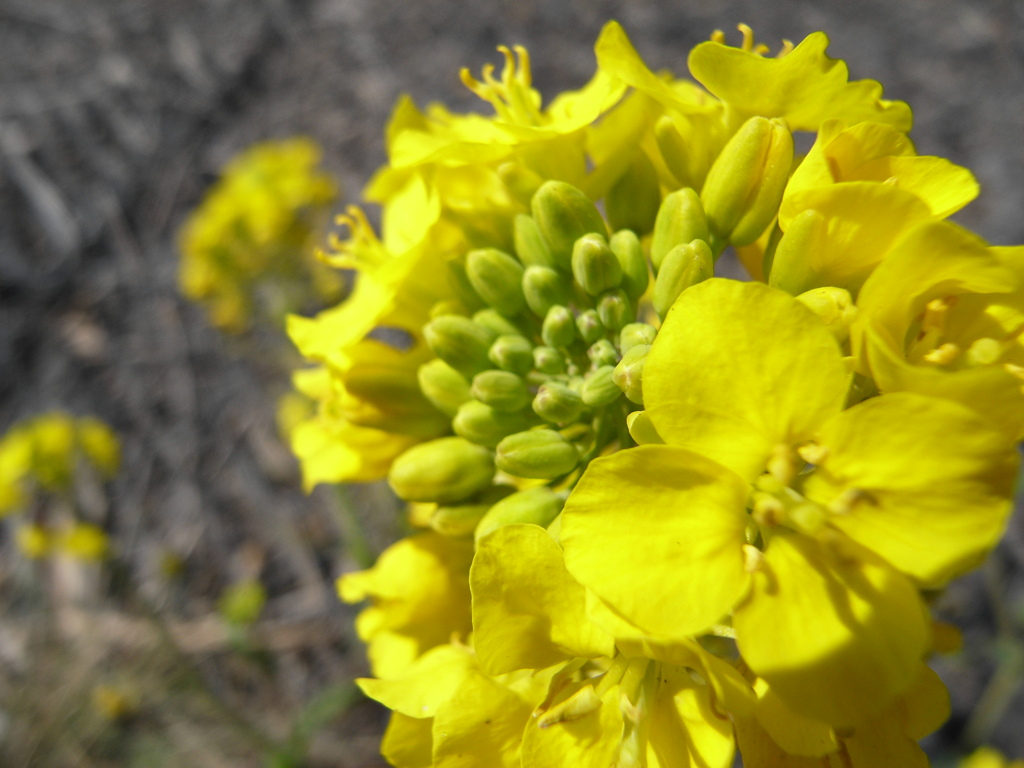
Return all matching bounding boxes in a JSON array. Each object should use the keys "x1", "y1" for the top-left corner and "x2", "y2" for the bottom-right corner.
[{"x1": 1, "y1": 0, "x2": 1023, "y2": 765}]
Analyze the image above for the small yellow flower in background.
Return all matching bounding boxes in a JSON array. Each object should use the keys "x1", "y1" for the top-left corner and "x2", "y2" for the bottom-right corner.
[
  {"x1": 962, "y1": 747, "x2": 1024, "y2": 768},
  {"x1": 15, "y1": 523, "x2": 51, "y2": 559},
  {"x1": 179, "y1": 137, "x2": 343, "y2": 333}
]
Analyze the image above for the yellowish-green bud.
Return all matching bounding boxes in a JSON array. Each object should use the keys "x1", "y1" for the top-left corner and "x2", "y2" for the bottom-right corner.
[
  {"x1": 453, "y1": 400, "x2": 536, "y2": 447},
  {"x1": 466, "y1": 247, "x2": 526, "y2": 317},
  {"x1": 499, "y1": 164, "x2": 545, "y2": 208},
  {"x1": 513, "y1": 213, "x2": 556, "y2": 269},
  {"x1": 495, "y1": 429, "x2": 579, "y2": 479},
  {"x1": 431, "y1": 485, "x2": 515, "y2": 538},
  {"x1": 542, "y1": 305, "x2": 576, "y2": 348},
  {"x1": 572, "y1": 233, "x2": 622, "y2": 297},
  {"x1": 430, "y1": 300, "x2": 466, "y2": 319},
  {"x1": 700, "y1": 116, "x2": 794, "y2": 247},
  {"x1": 471, "y1": 370, "x2": 531, "y2": 412},
  {"x1": 489, "y1": 334, "x2": 534, "y2": 376},
  {"x1": 651, "y1": 187, "x2": 709, "y2": 271},
  {"x1": 605, "y1": 150, "x2": 661, "y2": 236},
  {"x1": 534, "y1": 345, "x2": 566, "y2": 375},
  {"x1": 655, "y1": 116, "x2": 697, "y2": 190},
  {"x1": 424, "y1": 315, "x2": 497, "y2": 377},
  {"x1": 475, "y1": 486, "x2": 566, "y2": 543},
  {"x1": 597, "y1": 289, "x2": 631, "y2": 332},
  {"x1": 418, "y1": 359, "x2": 471, "y2": 418},
  {"x1": 653, "y1": 239, "x2": 714, "y2": 320},
  {"x1": 588, "y1": 339, "x2": 618, "y2": 368},
  {"x1": 531, "y1": 181, "x2": 607, "y2": 269},
  {"x1": 581, "y1": 365, "x2": 621, "y2": 407},
  {"x1": 609, "y1": 230, "x2": 649, "y2": 301},
  {"x1": 796, "y1": 286, "x2": 858, "y2": 344},
  {"x1": 388, "y1": 437, "x2": 495, "y2": 504},
  {"x1": 473, "y1": 308, "x2": 522, "y2": 338},
  {"x1": 533, "y1": 381, "x2": 584, "y2": 425},
  {"x1": 522, "y1": 265, "x2": 571, "y2": 318},
  {"x1": 613, "y1": 343, "x2": 650, "y2": 405},
  {"x1": 575, "y1": 309, "x2": 604, "y2": 344},
  {"x1": 446, "y1": 258, "x2": 486, "y2": 312},
  {"x1": 766, "y1": 208, "x2": 827, "y2": 295},
  {"x1": 341, "y1": 367, "x2": 449, "y2": 437},
  {"x1": 619, "y1": 322, "x2": 657, "y2": 354}
]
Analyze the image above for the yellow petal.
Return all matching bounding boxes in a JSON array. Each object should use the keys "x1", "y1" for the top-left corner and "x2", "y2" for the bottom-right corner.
[
  {"x1": 753, "y1": 678, "x2": 838, "y2": 757},
  {"x1": 842, "y1": 714, "x2": 928, "y2": 768},
  {"x1": 894, "y1": 663, "x2": 950, "y2": 741},
  {"x1": 521, "y1": 679, "x2": 624, "y2": 768},
  {"x1": 561, "y1": 445, "x2": 750, "y2": 638},
  {"x1": 381, "y1": 713, "x2": 433, "y2": 768},
  {"x1": 734, "y1": 532, "x2": 929, "y2": 728},
  {"x1": 645, "y1": 279, "x2": 848, "y2": 481},
  {"x1": 804, "y1": 393, "x2": 1017, "y2": 587},
  {"x1": 647, "y1": 666, "x2": 736, "y2": 768},
  {"x1": 357, "y1": 644, "x2": 474, "y2": 717}
]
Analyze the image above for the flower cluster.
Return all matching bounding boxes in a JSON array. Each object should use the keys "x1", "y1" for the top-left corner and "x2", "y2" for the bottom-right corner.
[
  {"x1": 179, "y1": 138, "x2": 344, "y2": 333},
  {"x1": 288, "y1": 22, "x2": 1024, "y2": 767},
  {"x1": 0, "y1": 412, "x2": 120, "y2": 560}
]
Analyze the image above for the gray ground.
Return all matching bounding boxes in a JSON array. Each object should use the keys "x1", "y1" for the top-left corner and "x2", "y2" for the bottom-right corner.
[{"x1": 1, "y1": 1, "x2": 1023, "y2": 765}]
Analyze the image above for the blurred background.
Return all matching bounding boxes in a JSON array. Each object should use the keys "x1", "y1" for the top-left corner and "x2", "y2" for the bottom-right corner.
[{"x1": 1, "y1": 0, "x2": 1023, "y2": 766}]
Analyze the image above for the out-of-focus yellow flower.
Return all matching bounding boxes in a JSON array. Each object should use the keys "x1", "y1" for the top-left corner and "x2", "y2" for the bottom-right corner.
[
  {"x1": 56, "y1": 522, "x2": 110, "y2": 561},
  {"x1": 15, "y1": 523, "x2": 51, "y2": 559},
  {"x1": 962, "y1": 747, "x2": 1024, "y2": 768}
]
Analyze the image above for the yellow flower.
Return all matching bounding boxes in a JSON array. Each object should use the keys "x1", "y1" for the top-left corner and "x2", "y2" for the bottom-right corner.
[
  {"x1": 961, "y1": 747, "x2": 1024, "y2": 768},
  {"x1": 56, "y1": 522, "x2": 110, "y2": 561}
]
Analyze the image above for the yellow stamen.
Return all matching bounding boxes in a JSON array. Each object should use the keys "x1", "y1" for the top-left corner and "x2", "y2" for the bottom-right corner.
[
  {"x1": 743, "y1": 544, "x2": 765, "y2": 573},
  {"x1": 922, "y1": 342, "x2": 961, "y2": 366}
]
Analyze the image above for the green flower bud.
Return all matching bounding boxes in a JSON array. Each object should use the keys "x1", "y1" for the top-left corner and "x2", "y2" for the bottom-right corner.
[
  {"x1": 655, "y1": 115, "x2": 699, "y2": 190},
  {"x1": 613, "y1": 343, "x2": 649, "y2": 405},
  {"x1": 609, "y1": 230, "x2": 649, "y2": 302},
  {"x1": 424, "y1": 315, "x2": 497, "y2": 377},
  {"x1": 701, "y1": 116, "x2": 794, "y2": 247},
  {"x1": 446, "y1": 258, "x2": 486, "y2": 312},
  {"x1": 475, "y1": 486, "x2": 566, "y2": 543},
  {"x1": 466, "y1": 247, "x2": 526, "y2": 317},
  {"x1": 651, "y1": 187, "x2": 709, "y2": 271},
  {"x1": 534, "y1": 345, "x2": 566, "y2": 375},
  {"x1": 453, "y1": 400, "x2": 536, "y2": 447},
  {"x1": 605, "y1": 150, "x2": 661, "y2": 236},
  {"x1": 473, "y1": 308, "x2": 523, "y2": 338},
  {"x1": 489, "y1": 334, "x2": 534, "y2": 376},
  {"x1": 531, "y1": 181, "x2": 606, "y2": 269},
  {"x1": 532, "y1": 381, "x2": 584, "y2": 425},
  {"x1": 389, "y1": 437, "x2": 495, "y2": 504},
  {"x1": 341, "y1": 367, "x2": 448, "y2": 437},
  {"x1": 513, "y1": 213, "x2": 556, "y2": 269},
  {"x1": 597, "y1": 289, "x2": 631, "y2": 332},
  {"x1": 796, "y1": 286, "x2": 858, "y2": 344},
  {"x1": 766, "y1": 209, "x2": 827, "y2": 295},
  {"x1": 619, "y1": 322, "x2": 657, "y2": 354},
  {"x1": 542, "y1": 305, "x2": 576, "y2": 348},
  {"x1": 495, "y1": 429, "x2": 579, "y2": 479},
  {"x1": 499, "y1": 164, "x2": 544, "y2": 208},
  {"x1": 522, "y1": 265, "x2": 571, "y2": 318},
  {"x1": 572, "y1": 233, "x2": 622, "y2": 297},
  {"x1": 430, "y1": 300, "x2": 466, "y2": 319},
  {"x1": 471, "y1": 370, "x2": 531, "y2": 412},
  {"x1": 418, "y1": 359, "x2": 471, "y2": 417},
  {"x1": 588, "y1": 338, "x2": 619, "y2": 368},
  {"x1": 431, "y1": 485, "x2": 515, "y2": 537},
  {"x1": 581, "y1": 365, "x2": 621, "y2": 407},
  {"x1": 653, "y1": 239, "x2": 714, "y2": 320},
  {"x1": 575, "y1": 309, "x2": 604, "y2": 345}
]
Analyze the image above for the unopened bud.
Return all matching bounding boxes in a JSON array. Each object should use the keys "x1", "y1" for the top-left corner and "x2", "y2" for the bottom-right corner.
[
  {"x1": 446, "y1": 258, "x2": 486, "y2": 312},
  {"x1": 430, "y1": 300, "x2": 466, "y2": 319},
  {"x1": 431, "y1": 485, "x2": 515, "y2": 537},
  {"x1": 796, "y1": 286, "x2": 857, "y2": 344},
  {"x1": 597, "y1": 289, "x2": 631, "y2": 332},
  {"x1": 572, "y1": 233, "x2": 622, "y2": 297},
  {"x1": 613, "y1": 344, "x2": 650, "y2": 404},
  {"x1": 471, "y1": 370, "x2": 531, "y2": 412},
  {"x1": 495, "y1": 429, "x2": 580, "y2": 479},
  {"x1": 454, "y1": 400, "x2": 536, "y2": 447},
  {"x1": 473, "y1": 308, "x2": 523, "y2": 339},
  {"x1": 388, "y1": 437, "x2": 495, "y2": 504},
  {"x1": 605, "y1": 151, "x2": 661, "y2": 235},
  {"x1": 619, "y1": 322, "x2": 657, "y2": 354},
  {"x1": 523, "y1": 265, "x2": 571, "y2": 317},
  {"x1": 424, "y1": 315, "x2": 497, "y2": 377},
  {"x1": 500, "y1": 164, "x2": 545, "y2": 208},
  {"x1": 533, "y1": 381, "x2": 584, "y2": 425},
  {"x1": 534, "y1": 345, "x2": 566, "y2": 375},
  {"x1": 588, "y1": 339, "x2": 619, "y2": 368},
  {"x1": 766, "y1": 209, "x2": 827, "y2": 296},
  {"x1": 581, "y1": 365, "x2": 621, "y2": 407},
  {"x1": 513, "y1": 214, "x2": 556, "y2": 269},
  {"x1": 475, "y1": 487, "x2": 566, "y2": 543},
  {"x1": 701, "y1": 116, "x2": 794, "y2": 247},
  {"x1": 542, "y1": 305, "x2": 577, "y2": 348},
  {"x1": 653, "y1": 239, "x2": 714, "y2": 320},
  {"x1": 609, "y1": 230, "x2": 650, "y2": 301},
  {"x1": 651, "y1": 188, "x2": 709, "y2": 271},
  {"x1": 489, "y1": 334, "x2": 534, "y2": 376},
  {"x1": 575, "y1": 309, "x2": 604, "y2": 344},
  {"x1": 418, "y1": 359, "x2": 471, "y2": 417},
  {"x1": 655, "y1": 116, "x2": 699, "y2": 190},
  {"x1": 466, "y1": 248, "x2": 526, "y2": 317},
  {"x1": 531, "y1": 181, "x2": 607, "y2": 269}
]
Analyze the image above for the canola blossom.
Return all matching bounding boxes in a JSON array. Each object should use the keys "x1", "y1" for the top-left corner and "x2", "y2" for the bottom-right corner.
[{"x1": 286, "y1": 22, "x2": 1023, "y2": 767}]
